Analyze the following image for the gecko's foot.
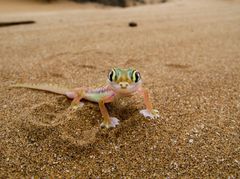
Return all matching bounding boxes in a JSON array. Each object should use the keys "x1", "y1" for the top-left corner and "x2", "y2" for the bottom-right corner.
[
  {"x1": 100, "y1": 117, "x2": 120, "y2": 128},
  {"x1": 140, "y1": 109, "x2": 160, "y2": 119},
  {"x1": 70, "y1": 102, "x2": 84, "y2": 110}
]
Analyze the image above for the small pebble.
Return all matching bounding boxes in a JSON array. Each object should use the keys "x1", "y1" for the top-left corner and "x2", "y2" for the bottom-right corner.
[
  {"x1": 128, "y1": 22, "x2": 138, "y2": 27},
  {"x1": 189, "y1": 139, "x2": 194, "y2": 143}
]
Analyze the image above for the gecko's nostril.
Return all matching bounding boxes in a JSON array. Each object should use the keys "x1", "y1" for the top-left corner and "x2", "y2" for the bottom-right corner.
[{"x1": 120, "y1": 82, "x2": 129, "y2": 88}]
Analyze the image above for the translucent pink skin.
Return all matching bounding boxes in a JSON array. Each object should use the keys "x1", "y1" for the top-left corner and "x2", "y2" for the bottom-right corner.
[
  {"x1": 66, "y1": 80, "x2": 141, "y2": 103},
  {"x1": 65, "y1": 86, "x2": 115, "y2": 103},
  {"x1": 66, "y1": 91, "x2": 76, "y2": 99}
]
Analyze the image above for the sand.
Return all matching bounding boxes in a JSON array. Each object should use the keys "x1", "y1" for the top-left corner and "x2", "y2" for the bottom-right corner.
[{"x1": 0, "y1": 0, "x2": 240, "y2": 177}]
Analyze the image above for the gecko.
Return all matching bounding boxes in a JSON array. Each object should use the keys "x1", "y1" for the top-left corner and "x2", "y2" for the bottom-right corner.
[{"x1": 11, "y1": 68, "x2": 159, "y2": 128}]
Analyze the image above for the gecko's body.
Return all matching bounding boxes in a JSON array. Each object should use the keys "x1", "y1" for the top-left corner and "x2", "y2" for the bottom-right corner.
[{"x1": 12, "y1": 68, "x2": 159, "y2": 128}]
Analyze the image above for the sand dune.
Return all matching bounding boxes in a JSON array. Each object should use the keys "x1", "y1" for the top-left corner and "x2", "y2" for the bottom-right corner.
[{"x1": 0, "y1": 0, "x2": 240, "y2": 177}]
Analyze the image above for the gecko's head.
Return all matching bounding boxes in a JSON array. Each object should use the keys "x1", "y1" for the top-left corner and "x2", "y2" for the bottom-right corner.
[{"x1": 107, "y1": 68, "x2": 142, "y2": 94}]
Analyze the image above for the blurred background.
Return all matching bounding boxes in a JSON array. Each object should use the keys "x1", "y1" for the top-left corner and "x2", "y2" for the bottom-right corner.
[{"x1": 0, "y1": 0, "x2": 168, "y2": 12}]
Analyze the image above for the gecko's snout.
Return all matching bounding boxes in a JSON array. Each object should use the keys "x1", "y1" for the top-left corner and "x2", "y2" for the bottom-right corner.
[{"x1": 119, "y1": 82, "x2": 129, "y2": 89}]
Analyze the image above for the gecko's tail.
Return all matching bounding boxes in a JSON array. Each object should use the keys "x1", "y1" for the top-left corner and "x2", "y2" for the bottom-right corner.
[{"x1": 10, "y1": 83, "x2": 71, "y2": 96}]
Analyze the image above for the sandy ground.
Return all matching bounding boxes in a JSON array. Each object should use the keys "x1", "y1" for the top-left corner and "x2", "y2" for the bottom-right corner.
[{"x1": 0, "y1": 0, "x2": 240, "y2": 177}]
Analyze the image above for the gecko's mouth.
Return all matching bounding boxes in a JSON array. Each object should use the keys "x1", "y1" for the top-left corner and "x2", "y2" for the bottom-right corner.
[
  {"x1": 109, "y1": 81, "x2": 141, "y2": 94},
  {"x1": 111, "y1": 86, "x2": 131, "y2": 93},
  {"x1": 115, "y1": 86, "x2": 137, "y2": 94},
  {"x1": 120, "y1": 86, "x2": 127, "y2": 89}
]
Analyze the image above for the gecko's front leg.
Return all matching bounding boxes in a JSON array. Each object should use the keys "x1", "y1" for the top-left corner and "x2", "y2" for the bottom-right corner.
[
  {"x1": 138, "y1": 88, "x2": 160, "y2": 119},
  {"x1": 98, "y1": 95, "x2": 119, "y2": 128}
]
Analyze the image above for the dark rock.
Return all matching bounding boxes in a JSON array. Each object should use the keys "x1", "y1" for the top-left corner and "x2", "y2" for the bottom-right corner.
[
  {"x1": 73, "y1": 0, "x2": 167, "y2": 7},
  {"x1": 128, "y1": 22, "x2": 138, "y2": 27},
  {"x1": 0, "y1": 21, "x2": 35, "y2": 28}
]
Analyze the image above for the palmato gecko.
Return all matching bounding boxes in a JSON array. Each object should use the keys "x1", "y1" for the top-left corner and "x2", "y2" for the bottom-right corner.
[{"x1": 12, "y1": 68, "x2": 159, "y2": 128}]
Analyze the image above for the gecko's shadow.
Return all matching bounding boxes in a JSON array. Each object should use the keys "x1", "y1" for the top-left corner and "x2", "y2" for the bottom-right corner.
[{"x1": 106, "y1": 101, "x2": 139, "y2": 122}]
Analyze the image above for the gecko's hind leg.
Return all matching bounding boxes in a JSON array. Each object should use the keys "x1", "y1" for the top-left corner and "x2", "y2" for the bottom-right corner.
[{"x1": 66, "y1": 88, "x2": 85, "y2": 110}]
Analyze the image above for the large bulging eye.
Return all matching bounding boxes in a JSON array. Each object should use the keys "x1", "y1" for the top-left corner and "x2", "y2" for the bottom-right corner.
[
  {"x1": 108, "y1": 69, "x2": 115, "y2": 82},
  {"x1": 133, "y1": 71, "x2": 141, "y2": 83}
]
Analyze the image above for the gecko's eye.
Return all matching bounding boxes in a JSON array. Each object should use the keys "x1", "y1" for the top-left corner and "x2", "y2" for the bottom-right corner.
[
  {"x1": 132, "y1": 71, "x2": 141, "y2": 83},
  {"x1": 108, "y1": 69, "x2": 116, "y2": 82}
]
